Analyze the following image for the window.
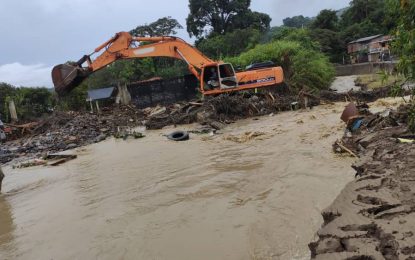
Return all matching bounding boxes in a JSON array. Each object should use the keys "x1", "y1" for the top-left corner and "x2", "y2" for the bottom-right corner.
[{"x1": 219, "y1": 64, "x2": 235, "y2": 78}]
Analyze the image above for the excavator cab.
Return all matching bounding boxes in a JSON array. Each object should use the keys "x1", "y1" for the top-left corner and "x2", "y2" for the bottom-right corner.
[{"x1": 201, "y1": 63, "x2": 237, "y2": 93}]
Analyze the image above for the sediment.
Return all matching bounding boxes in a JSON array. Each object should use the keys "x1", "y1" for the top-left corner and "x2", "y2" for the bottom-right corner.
[{"x1": 309, "y1": 104, "x2": 415, "y2": 260}]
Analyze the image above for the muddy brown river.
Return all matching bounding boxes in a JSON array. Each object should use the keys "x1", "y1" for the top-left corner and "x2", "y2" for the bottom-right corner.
[{"x1": 0, "y1": 103, "x2": 355, "y2": 260}]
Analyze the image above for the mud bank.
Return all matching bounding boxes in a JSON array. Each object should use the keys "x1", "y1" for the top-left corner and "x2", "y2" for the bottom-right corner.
[{"x1": 309, "y1": 103, "x2": 415, "y2": 260}]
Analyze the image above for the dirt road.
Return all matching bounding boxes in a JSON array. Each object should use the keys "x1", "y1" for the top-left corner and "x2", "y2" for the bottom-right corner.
[{"x1": 0, "y1": 102, "x2": 355, "y2": 260}]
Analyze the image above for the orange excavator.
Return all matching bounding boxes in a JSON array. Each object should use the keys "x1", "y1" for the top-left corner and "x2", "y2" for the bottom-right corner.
[{"x1": 52, "y1": 32, "x2": 284, "y2": 96}]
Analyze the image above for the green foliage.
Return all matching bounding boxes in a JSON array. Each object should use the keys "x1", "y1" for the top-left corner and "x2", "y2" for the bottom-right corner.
[
  {"x1": 272, "y1": 28, "x2": 319, "y2": 50},
  {"x1": 392, "y1": 0, "x2": 415, "y2": 82},
  {"x1": 0, "y1": 83, "x2": 54, "y2": 121},
  {"x1": 282, "y1": 15, "x2": 312, "y2": 28},
  {"x1": 129, "y1": 17, "x2": 187, "y2": 85},
  {"x1": 56, "y1": 83, "x2": 88, "y2": 111},
  {"x1": 0, "y1": 83, "x2": 16, "y2": 121},
  {"x1": 389, "y1": 0, "x2": 415, "y2": 131},
  {"x1": 339, "y1": 0, "x2": 392, "y2": 42},
  {"x1": 196, "y1": 28, "x2": 261, "y2": 59},
  {"x1": 186, "y1": 0, "x2": 270, "y2": 38},
  {"x1": 341, "y1": 0, "x2": 385, "y2": 27},
  {"x1": 340, "y1": 20, "x2": 384, "y2": 44},
  {"x1": 310, "y1": 29, "x2": 344, "y2": 63},
  {"x1": 130, "y1": 16, "x2": 183, "y2": 36},
  {"x1": 311, "y1": 9, "x2": 338, "y2": 31},
  {"x1": 226, "y1": 40, "x2": 335, "y2": 90}
]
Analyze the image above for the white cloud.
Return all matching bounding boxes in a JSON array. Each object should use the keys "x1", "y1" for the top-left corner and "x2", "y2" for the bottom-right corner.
[{"x1": 0, "y1": 63, "x2": 52, "y2": 87}]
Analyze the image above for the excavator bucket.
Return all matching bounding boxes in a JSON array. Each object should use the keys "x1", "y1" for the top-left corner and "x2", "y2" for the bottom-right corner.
[{"x1": 52, "y1": 64, "x2": 90, "y2": 96}]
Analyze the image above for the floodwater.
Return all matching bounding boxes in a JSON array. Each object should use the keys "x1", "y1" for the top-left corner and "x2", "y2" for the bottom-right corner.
[
  {"x1": 0, "y1": 103, "x2": 355, "y2": 260},
  {"x1": 330, "y1": 75, "x2": 360, "y2": 93}
]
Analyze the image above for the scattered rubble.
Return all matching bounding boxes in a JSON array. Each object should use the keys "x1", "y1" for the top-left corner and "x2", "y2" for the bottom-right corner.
[
  {"x1": 1, "y1": 91, "x2": 307, "y2": 164},
  {"x1": 310, "y1": 102, "x2": 415, "y2": 260},
  {"x1": 320, "y1": 84, "x2": 411, "y2": 103},
  {"x1": 1, "y1": 85, "x2": 403, "y2": 165}
]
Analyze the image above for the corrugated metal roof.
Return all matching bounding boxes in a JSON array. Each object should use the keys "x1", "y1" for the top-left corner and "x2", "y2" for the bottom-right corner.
[
  {"x1": 349, "y1": 34, "x2": 382, "y2": 44},
  {"x1": 87, "y1": 87, "x2": 115, "y2": 101}
]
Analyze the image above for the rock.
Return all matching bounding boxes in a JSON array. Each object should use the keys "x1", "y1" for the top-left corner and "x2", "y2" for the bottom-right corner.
[
  {"x1": 57, "y1": 142, "x2": 66, "y2": 150},
  {"x1": 251, "y1": 95, "x2": 259, "y2": 102},
  {"x1": 95, "y1": 134, "x2": 106, "y2": 143},
  {"x1": 66, "y1": 143, "x2": 77, "y2": 150},
  {"x1": 209, "y1": 121, "x2": 226, "y2": 130},
  {"x1": 196, "y1": 111, "x2": 212, "y2": 122},
  {"x1": 68, "y1": 136, "x2": 78, "y2": 142}
]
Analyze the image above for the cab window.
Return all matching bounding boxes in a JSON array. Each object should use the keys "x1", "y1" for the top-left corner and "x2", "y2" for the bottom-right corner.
[{"x1": 219, "y1": 64, "x2": 234, "y2": 78}]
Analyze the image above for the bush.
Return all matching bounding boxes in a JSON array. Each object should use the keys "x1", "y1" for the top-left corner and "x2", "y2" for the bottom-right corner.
[
  {"x1": 0, "y1": 84, "x2": 54, "y2": 122},
  {"x1": 226, "y1": 40, "x2": 335, "y2": 90}
]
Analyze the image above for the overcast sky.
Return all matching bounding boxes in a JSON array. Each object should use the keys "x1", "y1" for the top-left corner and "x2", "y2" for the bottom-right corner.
[{"x1": 0, "y1": 0, "x2": 349, "y2": 87}]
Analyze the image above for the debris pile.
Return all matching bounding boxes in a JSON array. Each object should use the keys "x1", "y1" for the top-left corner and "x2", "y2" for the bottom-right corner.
[
  {"x1": 1, "y1": 106, "x2": 144, "y2": 163},
  {"x1": 1, "y1": 92, "x2": 306, "y2": 164},
  {"x1": 320, "y1": 85, "x2": 410, "y2": 103},
  {"x1": 145, "y1": 92, "x2": 300, "y2": 129},
  {"x1": 310, "y1": 103, "x2": 415, "y2": 259}
]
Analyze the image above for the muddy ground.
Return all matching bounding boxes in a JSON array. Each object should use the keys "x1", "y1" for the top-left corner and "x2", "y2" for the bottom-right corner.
[{"x1": 309, "y1": 101, "x2": 415, "y2": 260}]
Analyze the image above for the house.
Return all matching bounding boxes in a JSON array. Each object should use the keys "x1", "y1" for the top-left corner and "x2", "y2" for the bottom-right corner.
[{"x1": 348, "y1": 35, "x2": 393, "y2": 64}]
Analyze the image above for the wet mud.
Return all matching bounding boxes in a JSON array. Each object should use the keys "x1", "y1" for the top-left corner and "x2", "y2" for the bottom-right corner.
[{"x1": 310, "y1": 100, "x2": 415, "y2": 260}]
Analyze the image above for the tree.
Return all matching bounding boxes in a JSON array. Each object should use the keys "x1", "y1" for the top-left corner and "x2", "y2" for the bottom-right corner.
[
  {"x1": 310, "y1": 29, "x2": 344, "y2": 63},
  {"x1": 392, "y1": 0, "x2": 415, "y2": 82},
  {"x1": 282, "y1": 15, "x2": 312, "y2": 28},
  {"x1": 186, "y1": 0, "x2": 271, "y2": 38},
  {"x1": 311, "y1": 9, "x2": 338, "y2": 31},
  {"x1": 0, "y1": 83, "x2": 15, "y2": 121},
  {"x1": 130, "y1": 16, "x2": 183, "y2": 36},
  {"x1": 340, "y1": 0, "x2": 386, "y2": 33},
  {"x1": 385, "y1": 0, "x2": 415, "y2": 131},
  {"x1": 130, "y1": 17, "x2": 187, "y2": 79},
  {"x1": 341, "y1": 0, "x2": 381, "y2": 24},
  {"x1": 231, "y1": 11, "x2": 271, "y2": 32},
  {"x1": 196, "y1": 28, "x2": 261, "y2": 59},
  {"x1": 339, "y1": 20, "x2": 383, "y2": 44}
]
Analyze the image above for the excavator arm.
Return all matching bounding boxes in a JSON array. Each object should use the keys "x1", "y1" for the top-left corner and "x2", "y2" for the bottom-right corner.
[{"x1": 52, "y1": 32, "x2": 216, "y2": 96}]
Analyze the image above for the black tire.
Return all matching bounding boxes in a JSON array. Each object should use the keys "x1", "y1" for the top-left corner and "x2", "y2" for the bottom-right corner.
[{"x1": 167, "y1": 131, "x2": 189, "y2": 141}]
